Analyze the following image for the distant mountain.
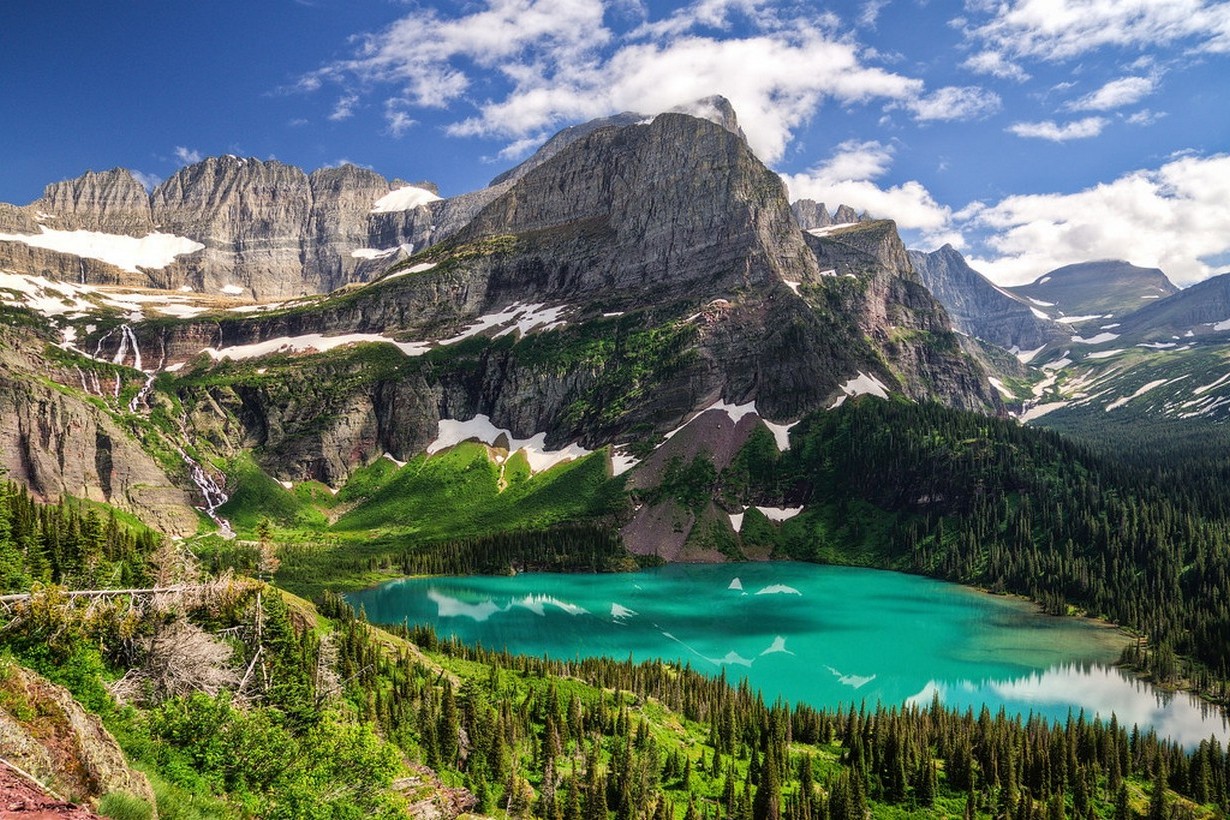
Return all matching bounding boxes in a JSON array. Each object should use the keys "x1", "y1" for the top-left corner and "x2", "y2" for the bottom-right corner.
[
  {"x1": 1108, "y1": 272, "x2": 1230, "y2": 342},
  {"x1": 1006, "y1": 260, "x2": 1178, "y2": 322},
  {"x1": 908, "y1": 244, "x2": 1067, "y2": 355}
]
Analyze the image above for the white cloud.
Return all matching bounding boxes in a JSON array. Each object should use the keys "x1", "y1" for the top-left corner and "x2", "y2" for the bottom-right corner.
[
  {"x1": 960, "y1": 153, "x2": 1230, "y2": 286},
  {"x1": 859, "y1": 0, "x2": 890, "y2": 28},
  {"x1": 328, "y1": 93, "x2": 359, "y2": 121},
  {"x1": 964, "y1": 0, "x2": 1230, "y2": 61},
  {"x1": 1066, "y1": 76, "x2": 1156, "y2": 111},
  {"x1": 1125, "y1": 108, "x2": 1166, "y2": 126},
  {"x1": 307, "y1": 0, "x2": 923, "y2": 164},
  {"x1": 174, "y1": 146, "x2": 202, "y2": 164},
  {"x1": 780, "y1": 140, "x2": 952, "y2": 233},
  {"x1": 385, "y1": 108, "x2": 416, "y2": 138},
  {"x1": 1007, "y1": 117, "x2": 1107, "y2": 141},
  {"x1": 904, "y1": 85, "x2": 1002, "y2": 121},
  {"x1": 961, "y1": 49, "x2": 1031, "y2": 81},
  {"x1": 130, "y1": 170, "x2": 161, "y2": 192}
]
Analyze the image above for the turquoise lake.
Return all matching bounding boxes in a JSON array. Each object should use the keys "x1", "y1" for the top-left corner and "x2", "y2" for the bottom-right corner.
[{"x1": 348, "y1": 563, "x2": 1228, "y2": 747}]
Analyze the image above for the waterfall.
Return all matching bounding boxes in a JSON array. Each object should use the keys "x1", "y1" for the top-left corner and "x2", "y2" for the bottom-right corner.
[{"x1": 175, "y1": 445, "x2": 233, "y2": 539}]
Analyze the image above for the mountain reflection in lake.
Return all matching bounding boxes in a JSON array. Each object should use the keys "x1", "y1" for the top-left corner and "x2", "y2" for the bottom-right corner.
[{"x1": 349, "y1": 563, "x2": 1228, "y2": 747}]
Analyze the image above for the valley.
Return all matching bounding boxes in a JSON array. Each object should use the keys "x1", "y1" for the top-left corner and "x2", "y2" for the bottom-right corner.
[{"x1": 2, "y1": 97, "x2": 1229, "y2": 819}]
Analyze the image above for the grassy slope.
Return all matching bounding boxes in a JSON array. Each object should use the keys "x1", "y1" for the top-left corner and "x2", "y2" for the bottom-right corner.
[{"x1": 211, "y1": 442, "x2": 627, "y2": 597}]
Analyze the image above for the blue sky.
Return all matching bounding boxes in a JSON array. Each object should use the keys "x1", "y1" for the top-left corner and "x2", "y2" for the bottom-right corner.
[{"x1": 2, "y1": 0, "x2": 1228, "y2": 285}]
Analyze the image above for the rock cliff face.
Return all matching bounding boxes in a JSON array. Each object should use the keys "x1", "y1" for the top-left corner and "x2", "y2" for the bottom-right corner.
[
  {"x1": 909, "y1": 244, "x2": 1067, "y2": 352},
  {"x1": 307, "y1": 165, "x2": 393, "y2": 291},
  {"x1": 463, "y1": 110, "x2": 819, "y2": 299},
  {"x1": 0, "y1": 326, "x2": 198, "y2": 535},
  {"x1": 151, "y1": 157, "x2": 315, "y2": 299},
  {"x1": 38, "y1": 169, "x2": 155, "y2": 234},
  {"x1": 804, "y1": 224, "x2": 1000, "y2": 412},
  {"x1": 0, "y1": 158, "x2": 521, "y2": 300}
]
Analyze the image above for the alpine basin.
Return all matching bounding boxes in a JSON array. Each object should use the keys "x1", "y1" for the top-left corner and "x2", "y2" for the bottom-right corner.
[{"x1": 348, "y1": 563, "x2": 1227, "y2": 746}]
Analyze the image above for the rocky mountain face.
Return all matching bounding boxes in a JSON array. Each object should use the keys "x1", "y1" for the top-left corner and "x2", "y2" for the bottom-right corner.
[
  {"x1": 39, "y1": 168, "x2": 155, "y2": 234},
  {"x1": 0, "y1": 321, "x2": 198, "y2": 535},
  {"x1": 0, "y1": 158, "x2": 499, "y2": 301},
  {"x1": 72, "y1": 108, "x2": 995, "y2": 487},
  {"x1": 909, "y1": 244, "x2": 1068, "y2": 353},
  {"x1": 1, "y1": 101, "x2": 1000, "y2": 540}
]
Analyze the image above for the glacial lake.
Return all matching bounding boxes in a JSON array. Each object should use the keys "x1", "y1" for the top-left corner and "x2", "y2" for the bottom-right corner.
[{"x1": 348, "y1": 563, "x2": 1228, "y2": 747}]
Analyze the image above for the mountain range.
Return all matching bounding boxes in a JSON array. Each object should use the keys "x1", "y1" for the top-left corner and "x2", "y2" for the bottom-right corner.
[
  {"x1": 0, "y1": 98, "x2": 1000, "y2": 548},
  {"x1": 3, "y1": 95, "x2": 1228, "y2": 553}
]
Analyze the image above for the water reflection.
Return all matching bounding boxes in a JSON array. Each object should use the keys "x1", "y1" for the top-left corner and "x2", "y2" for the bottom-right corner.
[
  {"x1": 350, "y1": 564, "x2": 1230, "y2": 748},
  {"x1": 909, "y1": 664, "x2": 1230, "y2": 747}
]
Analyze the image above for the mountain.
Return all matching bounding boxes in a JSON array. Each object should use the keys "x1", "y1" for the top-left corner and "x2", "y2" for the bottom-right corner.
[
  {"x1": 908, "y1": 244, "x2": 1067, "y2": 355},
  {"x1": 1006, "y1": 259, "x2": 1178, "y2": 322},
  {"x1": 0, "y1": 101, "x2": 998, "y2": 542}
]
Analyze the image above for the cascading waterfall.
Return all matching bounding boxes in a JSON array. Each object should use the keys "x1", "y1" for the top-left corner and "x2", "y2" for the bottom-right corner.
[
  {"x1": 175, "y1": 445, "x2": 233, "y2": 538},
  {"x1": 88, "y1": 324, "x2": 232, "y2": 536}
]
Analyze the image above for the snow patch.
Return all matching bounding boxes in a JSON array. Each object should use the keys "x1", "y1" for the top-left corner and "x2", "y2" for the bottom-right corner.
[
  {"x1": 806, "y1": 223, "x2": 859, "y2": 237},
  {"x1": 371, "y1": 185, "x2": 441, "y2": 213},
  {"x1": 783, "y1": 280, "x2": 801, "y2": 295},
  {"x1": 439, "y1": 302, "x2": 566, "y2": 344},
  {"x1": 1056, "y1": 314, "x2": 1107, "y2": 324},
  {"x1": 426, "y1": 414, "x2": 590, "y2": 474},
  {"x1": 1029, "y1": 306, "x2": 1050, "y2": 320},
  {"x1": 1012, "y1": 345, "x2": 1045, "y2": 364},
  {"x1": 663, "y1": 398, "x2": 758, "y2": 441},
  {"x1": 1105, "y1": 378, "x2": 1170, "y2": 411},
  {"x1": 829, "y1": 371, "x2": 889, "y2": 408},
  {"x1": 609, "y1": 448, "x2": 639, "y2": 476},
  {"x1": 728, "y1": 512, "x2": 745, "y2": 532},
  {"x1": 1071, "y1": 332, "x2": 1120, "y2": 345},
  {"x1": 0, "y1": 227, "x2": 204, "y2": 272},
  {"x1": 351, "y1": 247, "x2": 401, "y2": 260},
  {"x1": 1026, "y1": 297, "x2": 1055, "y2": 307},
  {"x1": 205, "y1": 332, "x2": 432, "y2": 361},
  {"x1": 1020, "y1": 401, "x2": 1069, "y2": 422},
  {"x1": 988, "y1": 377, "x2": 1013, "y2": 398},
  {"x1": 1136, "y1": 342, "x2": 1177, "y2": 349},
  {"x1": 380, "y1": 259, "x2": 437, "y2": 282},
  {"x1": 1086, "y1": 349, "x2": 1125, "y2": 360},
  {"x1": 1194, "y1": 373, "x2": 1230, "y2": 395},
  {"x1": 755, "y1": 506, "x2": 803, "y2": 522},
  {"x1": 220, "y1": 284, "x2": 245, "y2": 296},
  {"x1": 728, "y1": 577, "x2": 743, "y2": 591},
  {"x1": 762, "y1": 418, "x2": 798, "y2": 452}
]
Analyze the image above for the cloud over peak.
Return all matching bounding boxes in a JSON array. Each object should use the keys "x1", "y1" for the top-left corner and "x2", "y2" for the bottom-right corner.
[{"x1": 304, "y1": 0, "x2": 923, "y2": 164}]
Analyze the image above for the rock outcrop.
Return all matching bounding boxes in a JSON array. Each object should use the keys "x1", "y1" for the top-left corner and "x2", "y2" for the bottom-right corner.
[{"x1": 0, "y1": 662, "x2": 157, "y2": 814}]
